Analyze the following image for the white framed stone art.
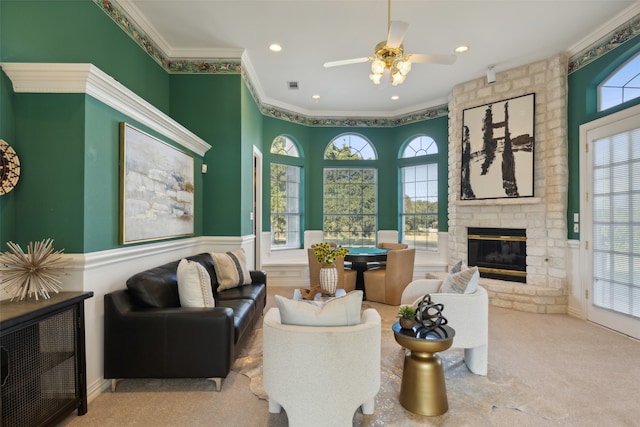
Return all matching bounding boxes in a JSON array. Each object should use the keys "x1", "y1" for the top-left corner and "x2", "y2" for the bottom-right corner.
[
  {"x1": 119, "y1": 122, "x2": 194, "y2": 244},
  {"x1": 460, "y1": 93, "x2": 535, "y2": 200}
]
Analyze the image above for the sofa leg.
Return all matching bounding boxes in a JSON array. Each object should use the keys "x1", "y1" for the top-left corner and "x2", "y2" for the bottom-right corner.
[
  {"x1": 111, "y1": 379, "x2": 123, "y2": 392},
  {"x1": 208, "y1": 377, "x2": 222, "y2": 391}
]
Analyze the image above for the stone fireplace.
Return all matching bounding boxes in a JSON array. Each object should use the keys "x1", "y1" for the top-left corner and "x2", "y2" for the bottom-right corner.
[{"x1": 445, "y1": 54, "x2": 570, "y2": 313}]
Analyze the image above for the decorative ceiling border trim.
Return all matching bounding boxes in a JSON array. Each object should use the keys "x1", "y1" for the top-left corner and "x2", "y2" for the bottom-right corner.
[
  {"x1": 96, "y1": 0, "x2": 447, "y2": 127},
  {"x1": 0, "y1": 62, "x2": 211, "y2": 156},
  {"x1": 568, "y1": 13, "x2": 640, "y2": 74},
  {"x1": 95, "y1": 0, "x2": 241, "y2": 74},
  {"x1": 254, "y1": 103, "x2": 449, "y2": 128},
  {"x1": 96, "y1": 1, "x2": 633, "y2": 125}
]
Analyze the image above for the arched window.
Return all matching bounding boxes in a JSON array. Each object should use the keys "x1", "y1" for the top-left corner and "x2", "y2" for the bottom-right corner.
[
  {"x1": 270, "y1": 135, "x2": 301, "y2": 249},
  {"x1": 400, "y1": 136, "x2": 439, "y2": 251},
  {"x1": 598, "y1": 52, "x2": 640, "y2": 111},
  {"x1": 402, "y1": 135, "x2": 438, "y2": 157},
  {"x1": 324, "y1": 133, "x2": 377, "y2": 160},
  {"x1": 323, "y1": 134, "x2": 377, "y2": 246},
  {"x1": 270, "y1": 135, "x2": 300, "y2": 157}
]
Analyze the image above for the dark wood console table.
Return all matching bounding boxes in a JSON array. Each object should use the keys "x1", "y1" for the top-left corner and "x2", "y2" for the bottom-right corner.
[{"x1": 0, "y1": 291, "x2": 93, "y2": 427}]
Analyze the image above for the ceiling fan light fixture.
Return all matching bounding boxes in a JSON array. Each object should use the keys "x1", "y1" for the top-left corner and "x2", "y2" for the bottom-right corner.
[
  {"x1": 371, "y1": 58, "x2": 386, "y2": 75},
  {"x1": 369, "y1": 73, "x2": 383, "y2": 85},
  {"x1": 391, "y1": 69, "x2": 405, "y2": 86},
  {"x1": 396, "y1": 59, "x2": 412, "y2": 75}
]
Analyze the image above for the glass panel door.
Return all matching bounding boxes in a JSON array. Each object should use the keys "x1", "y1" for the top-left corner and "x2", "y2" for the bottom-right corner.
[{"x1": 582, "y1": 106, "x2": 640, "y2": 339}]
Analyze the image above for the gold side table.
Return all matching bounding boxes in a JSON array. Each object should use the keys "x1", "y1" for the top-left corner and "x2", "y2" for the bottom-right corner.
[{"x1": 392, "y1": 322, "x2": 455, "y2": 416}]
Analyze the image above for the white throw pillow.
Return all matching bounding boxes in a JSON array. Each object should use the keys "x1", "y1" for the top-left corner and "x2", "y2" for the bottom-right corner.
[
  {"x1": 211, "y1": 248, "x2": 252, "y2": 292},
  {"x1": 177, "y1": 259, "x2": 215, "y2": 307},
  {"x1": 275, "y1": 290, "x2": 363, "y2": 326},
  {"x1": 440, "y1": 266, "x2": 480, "y2": 294}
]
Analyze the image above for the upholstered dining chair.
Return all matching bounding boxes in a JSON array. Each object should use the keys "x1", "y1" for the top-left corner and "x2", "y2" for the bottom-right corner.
[
  {"x1": 401, "y1": 279, "x2": 489, "y2": 375},
  {"x1": 377, "y1": 242, "x2": 409, "y2": 250},
  {"x1": 308, "y1": 247, "x2": 356, "y2": 292},
  {"x1": 368, "y1": 242, "x2": 409, "y2": 269},
  {"x1": 363, "y1": 248, "x2": 416, "y2": 305}
]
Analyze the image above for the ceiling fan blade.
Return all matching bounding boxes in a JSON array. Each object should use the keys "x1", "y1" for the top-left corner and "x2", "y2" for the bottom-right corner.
[
  {"x1": 323, "y1": 57, "x2": 370, "y2": 68},
  {"x1": 386, "y1": 21, "x2": 409, "y2": 48},
  {"x1": 409, "y1": 53, "x2": 457, "y2": 65}
]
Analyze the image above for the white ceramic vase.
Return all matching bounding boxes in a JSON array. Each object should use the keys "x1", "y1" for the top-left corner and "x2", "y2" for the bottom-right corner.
[{"x1": 319, "y1": 266, "x2": 338, "y2": 295}]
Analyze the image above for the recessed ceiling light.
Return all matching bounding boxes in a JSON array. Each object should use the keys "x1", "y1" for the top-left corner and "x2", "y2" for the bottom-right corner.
[
  {"x1": 312, "y1": 94, "x2": 320, "y2": 100},
  {"x1": 269, "y1": 43, "x2": 282, "y2": 52},
  {"x1": 455, "y1": 45, "x2": 469, "y2": 54},
  {"x1": 391, "y1": 95, "x2": 400, "y2": 100}
]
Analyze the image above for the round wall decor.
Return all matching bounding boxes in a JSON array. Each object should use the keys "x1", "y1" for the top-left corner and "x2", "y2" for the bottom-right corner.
[{"x1": 0, "y1": 139, "x2": 21, "y2": 195}]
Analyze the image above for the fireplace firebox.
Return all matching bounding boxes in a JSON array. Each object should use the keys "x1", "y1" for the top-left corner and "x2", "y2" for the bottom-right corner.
[{"x1": 467, "y1": 227, "x2": 526, "y2": 283}]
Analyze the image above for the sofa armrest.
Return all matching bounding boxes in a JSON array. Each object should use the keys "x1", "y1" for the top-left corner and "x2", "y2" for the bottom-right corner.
[
  {"x1": 250, "y1": 270, "x2": 267, "y2": 285},
  {"x1": 104, "y1": 289, "x2": 235, "y2": 379}
]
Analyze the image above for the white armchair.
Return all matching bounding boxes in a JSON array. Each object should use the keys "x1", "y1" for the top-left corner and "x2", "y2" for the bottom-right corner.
[
  {"x1": 401, "y1": 279, "x2": 489, "y2": 375},
  {"x1": 263, "y1": 307, "x2": 381, "y2": 426}
]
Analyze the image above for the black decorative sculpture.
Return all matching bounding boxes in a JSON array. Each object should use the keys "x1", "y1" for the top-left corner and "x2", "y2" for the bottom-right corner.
[{"x1": 415, "y1": 294, "x2": 450, "y2": 339}]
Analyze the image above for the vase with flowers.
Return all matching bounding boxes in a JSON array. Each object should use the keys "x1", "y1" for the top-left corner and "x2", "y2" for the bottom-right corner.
[{"x1": 312, "y1": 242, "x2": 349, "y2": 295}]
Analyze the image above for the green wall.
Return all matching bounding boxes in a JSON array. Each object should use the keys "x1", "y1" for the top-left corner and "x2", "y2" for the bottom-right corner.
[
  {"x1": 567, "y1": 35, "x2": 640, "y2": 240},
  {"x1": 169, "y1": 74, "x2": 244, "y2": 236},
  {"x1": 0, "y1": 72, "x2": 16, "y2": 246},
  {"x1": 12, "y1": 93, "x2": 86, "y2": 250},
  {"x1": 3, "y1": 0, "x2": 638, "y2": 252},
  {"x1": 241, "y1": 83, "x2": 264, "y2": 236},
  {"x1": 0, "y1": 1, "x2": 210, "y2": 251},
  {"x1": 0, "y1": 0, "x2": 170, "y2": 113},
  {"x1": 262, "y1": 115, "x2": 450, "y2": 244}
]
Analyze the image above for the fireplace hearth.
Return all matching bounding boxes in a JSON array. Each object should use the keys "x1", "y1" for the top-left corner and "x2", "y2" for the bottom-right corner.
[{"x1": 468, "y1": 227, "x2": 526, "y2": 283}]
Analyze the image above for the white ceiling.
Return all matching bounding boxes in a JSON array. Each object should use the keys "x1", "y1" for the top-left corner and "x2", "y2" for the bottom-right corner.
[{"x1": 118, "y1": 0, "x2": 638, "y2": 118}]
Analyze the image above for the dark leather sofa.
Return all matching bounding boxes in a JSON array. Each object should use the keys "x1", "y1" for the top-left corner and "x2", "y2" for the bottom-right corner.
[{"x1": 103, "y1": 252, "x2": 266, "y2": 391}]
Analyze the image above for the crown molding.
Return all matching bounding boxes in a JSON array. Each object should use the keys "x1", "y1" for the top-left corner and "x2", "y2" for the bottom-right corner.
[
  {"x1": 0, "y1": 62, "x2": 211, "y2": 156},
  {"x1": 568, "y1": 7, "x2": 640, "y2": 73},
  {"x1": 99, "y1": 0, "x2": 638, "y2": 124},
  {"x1": 568, "y1": 3, "x2": 640, "y2": 56}
]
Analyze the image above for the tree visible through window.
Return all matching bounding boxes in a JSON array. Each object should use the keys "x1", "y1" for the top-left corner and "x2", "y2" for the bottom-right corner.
[
  {"x1": 401, "y1": 136, "x2": 439, "y2": 251},
  {"x1": 270, "y1": 136, "x2": 300, "y2": 249},
  {"x1": 323, "y1": 134, "x2": 377, "y2": 247}
]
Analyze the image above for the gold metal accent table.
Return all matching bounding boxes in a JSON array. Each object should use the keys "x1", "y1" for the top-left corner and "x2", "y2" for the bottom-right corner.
[{"x1": 392, "y1": 322, "x2": 455, "y2": 416}]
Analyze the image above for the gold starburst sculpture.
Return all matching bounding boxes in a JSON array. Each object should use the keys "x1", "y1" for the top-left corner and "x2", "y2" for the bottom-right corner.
[{"x1": 0, "y1": 239, "x2": 68, "y2": 301}]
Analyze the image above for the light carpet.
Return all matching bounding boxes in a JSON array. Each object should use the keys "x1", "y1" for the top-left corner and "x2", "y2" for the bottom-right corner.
[{"x1": 231, "y1": 300, "x2": 568, "y2": 426}]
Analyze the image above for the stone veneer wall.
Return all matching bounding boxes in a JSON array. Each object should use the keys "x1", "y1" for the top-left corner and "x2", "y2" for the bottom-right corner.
[{"x1": 447, "y1": 54, "x2": 570, "y2": 313}]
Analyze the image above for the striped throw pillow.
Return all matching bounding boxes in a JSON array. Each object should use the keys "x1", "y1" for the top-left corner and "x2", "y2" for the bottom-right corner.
[
  {"x1": 440, "y1": 266, "x2": 479, "y2": 294},
  {"x1": 211, "y1": 248, "x2": 252, "y2": 292}
]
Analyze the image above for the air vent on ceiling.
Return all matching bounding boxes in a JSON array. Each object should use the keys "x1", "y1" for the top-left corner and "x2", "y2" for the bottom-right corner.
[{"x1": 287, "y1": 81, "x2": 299, "y2": 90}]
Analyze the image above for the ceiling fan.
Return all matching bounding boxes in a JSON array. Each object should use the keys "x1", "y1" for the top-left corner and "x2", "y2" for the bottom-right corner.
[{"x1": 323, "y1": 0, "x2": 457, "y2": 86}]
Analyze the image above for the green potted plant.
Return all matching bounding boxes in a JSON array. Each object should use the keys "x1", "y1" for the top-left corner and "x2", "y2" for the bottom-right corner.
[{"x1": 397, "y1": 305, "x2": 417, "y2": 329}]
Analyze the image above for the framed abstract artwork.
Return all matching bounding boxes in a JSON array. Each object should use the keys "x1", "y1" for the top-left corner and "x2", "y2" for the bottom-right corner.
[
  {"x1": 460, "y1": 93, "x2": 535, "y2": 200},
  {"x1": 119, "y1": 122, "x2": 195, "y2": 244}
]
